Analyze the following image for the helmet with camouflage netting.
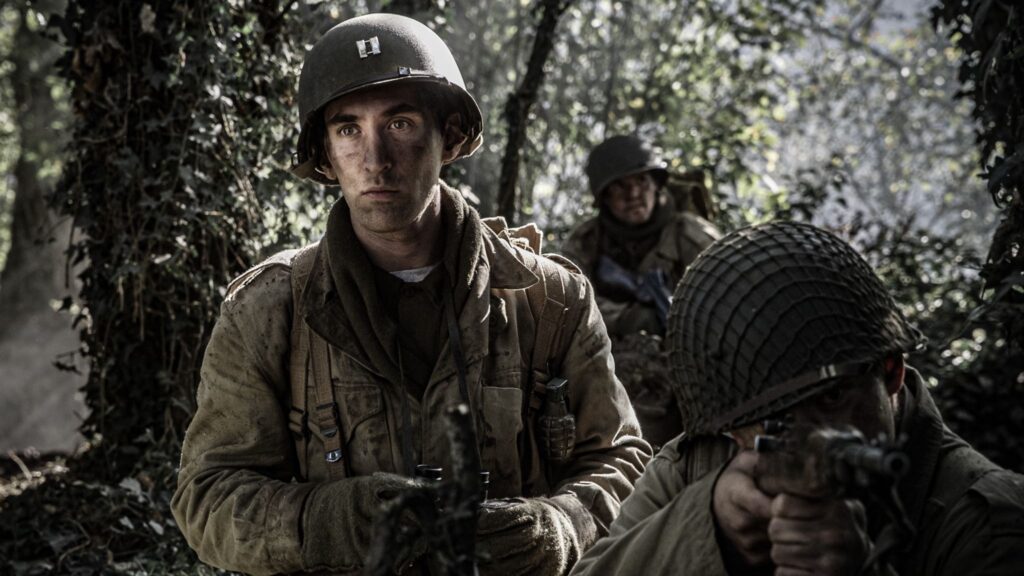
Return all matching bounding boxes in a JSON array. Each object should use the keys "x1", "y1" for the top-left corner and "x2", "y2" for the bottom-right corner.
[
  {"x1": 666, "y1": 221, "x2": 926, "y2": 435},
  {"x1": 585, "y1": 135, "x2": 669, "y2": 202},
  {"x1": 292, "y1": 13, "x2": 483, "y2": 185}
]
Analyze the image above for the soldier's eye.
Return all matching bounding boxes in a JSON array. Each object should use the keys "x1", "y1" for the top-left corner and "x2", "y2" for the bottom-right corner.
[
  {"x1": 390, "y1": 118, "x2": 412, "y2": 130},
  {"x1": 338, "y1": 125, "x2": 359, "y2": 137},
  {"x1": 816, "y1": 387, "x2": 848, "y2": 408}
]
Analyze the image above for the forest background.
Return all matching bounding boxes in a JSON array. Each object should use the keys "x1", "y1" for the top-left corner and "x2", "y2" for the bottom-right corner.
[{"x1": 0, "y1": 0, "x2": 1021, "y2": 573}]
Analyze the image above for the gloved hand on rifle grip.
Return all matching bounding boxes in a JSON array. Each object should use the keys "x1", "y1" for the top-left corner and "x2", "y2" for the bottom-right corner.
[
  {"x1": 301, "y1": 472, "x2": 422, "y2": 572},
  {"x1": 475, "y1": 495, "x2": 592, "y2": 576}
]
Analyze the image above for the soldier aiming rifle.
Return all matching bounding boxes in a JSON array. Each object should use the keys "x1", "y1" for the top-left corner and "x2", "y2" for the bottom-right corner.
[{"x1": 572, "y1": 221, "x2": 1024, "y2": 576}]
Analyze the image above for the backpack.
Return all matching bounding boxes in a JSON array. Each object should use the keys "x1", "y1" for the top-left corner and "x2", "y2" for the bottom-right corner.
[{"x1": 665, "y1": 169, "x2": 716, "y2": 222}]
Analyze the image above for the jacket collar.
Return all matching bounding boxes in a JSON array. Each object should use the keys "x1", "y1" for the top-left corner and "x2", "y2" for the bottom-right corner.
[
  {"x1": 427, "y1": 209, "x2": 540, "y2": 386},
  {"x1": 481, "y1": 220, "x2": 542, "y2": 290},
  {"x1": 896, "y1": 368, "x2": 962, "y2": 527}
]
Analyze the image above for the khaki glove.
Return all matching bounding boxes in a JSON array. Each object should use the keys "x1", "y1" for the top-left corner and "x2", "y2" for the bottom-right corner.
[
  {"x1": 476, "y1": 495, "x2": 592, "y2": 576},
  {"x1": 301, "y1": 472, "x2": 420, "y2": 573}
]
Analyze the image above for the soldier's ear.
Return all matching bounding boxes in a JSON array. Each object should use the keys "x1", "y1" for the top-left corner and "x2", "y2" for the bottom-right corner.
[
  {"x1": 317, "y1": 136, "x2": 339, "y2": 182},
  {"x1": 440, "y1": 113, "x2": 467, "y2": 165},
  {"x1": 317, "y1": 161, "x2": 338, "y2": 182},
  {"x1": 883, "y1": 354, "x2": 905, "y2": 397}
]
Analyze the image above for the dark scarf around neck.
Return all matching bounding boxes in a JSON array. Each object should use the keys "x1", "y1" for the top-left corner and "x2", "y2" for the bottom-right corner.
[{"x1": 320, "y1": 183, "x2": 483, "y2": 386}]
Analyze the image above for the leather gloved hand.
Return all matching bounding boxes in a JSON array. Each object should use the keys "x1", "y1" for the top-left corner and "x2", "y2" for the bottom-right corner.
[
  {"x1": 476, "y1": 495, "x2": 588, "y2": 576},
  {"x1": 302, "y1": 472, "x2": 422, "y2": 572}
]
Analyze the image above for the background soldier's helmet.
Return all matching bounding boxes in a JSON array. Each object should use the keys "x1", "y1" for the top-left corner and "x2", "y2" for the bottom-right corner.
[
  {"x1": 585, "y1": 135, "x2": 669, "y2": 202},
  {"x1": 292, "y1": 14, "x2": 484, "y2": 184},
  {"x1": 667, "y1": 221, "x2": 926, "y2": 435}
]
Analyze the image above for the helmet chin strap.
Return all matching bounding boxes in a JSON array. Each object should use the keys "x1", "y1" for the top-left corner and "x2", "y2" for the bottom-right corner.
[
  {"x1": 711, "y1": 360, "x2": 877, "y2": 433},
  {"x1": 314, "y1": 165, "x2": 333, "y2": 180}
]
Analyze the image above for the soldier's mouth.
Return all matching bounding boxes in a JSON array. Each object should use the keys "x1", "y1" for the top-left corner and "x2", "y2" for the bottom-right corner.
[{"x1": 362, "y1": 188, "x2": 400, "y2": 198}]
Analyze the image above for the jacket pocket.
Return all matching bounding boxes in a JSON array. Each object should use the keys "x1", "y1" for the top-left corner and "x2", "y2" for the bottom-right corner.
[
  {"x1": 335, "y1": 384, "x2": 393, "y2": 477},
  {"x1": 481, "y1": 385, "x2": 524, "y2": 498}
]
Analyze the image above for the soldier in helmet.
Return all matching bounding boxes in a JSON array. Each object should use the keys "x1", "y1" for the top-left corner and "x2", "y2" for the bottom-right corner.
[
  {"x1": 171, "y1": 14, "x2": 649, "y2": 575},
  {"x1": 571, "y1": 221, "x2": 1024, "y2": 575},
  {"x1": 562, "y1": 135, "x2": 721, "y2": 450}
]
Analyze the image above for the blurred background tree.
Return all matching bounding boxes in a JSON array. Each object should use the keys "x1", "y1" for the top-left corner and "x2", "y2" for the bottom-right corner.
[
  {"x1": 0, "y1": 0, "x2": 1020, "y2": 573},
  {"x1": 0, "y1": 0, "x2": 82, "y2": 455}
]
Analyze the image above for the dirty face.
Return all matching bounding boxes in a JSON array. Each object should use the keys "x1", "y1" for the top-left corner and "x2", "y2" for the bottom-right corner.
[
  {"x1": 604, "y1": 171, "x2": 658, "y2": 226},
  {"x1": 319, "y1": 83, "x2": 462, "y2": 236}
]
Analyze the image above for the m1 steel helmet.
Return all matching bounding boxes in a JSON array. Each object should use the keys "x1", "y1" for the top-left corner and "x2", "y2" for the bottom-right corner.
[
  {"x1": 292, "y1": 14, "x2": 483, "y2": 184},
  {"x1": 667, "y1": 221, "x2": 926, "y2": 435},
  {"x1": 585, "y1": 135, "x2": 669, "y2": 201}
]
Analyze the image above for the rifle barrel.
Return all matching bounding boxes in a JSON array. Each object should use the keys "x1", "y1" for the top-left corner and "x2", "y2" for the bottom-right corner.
[{"x1": 834, "y1": 442, "x2": 910, "y2": 480}]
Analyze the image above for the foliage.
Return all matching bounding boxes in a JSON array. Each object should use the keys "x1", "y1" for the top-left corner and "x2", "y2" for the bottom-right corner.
[
  {"x1": 516, "y1": 0, "x2": 827, "y2": 239},
  {"x1": 0, "y1": 454, "x2": 213, "y2": 576},
  {"x1": 758, "y1": 0, "x2": 993, "y2": 250},
  {"x1": 933, "y1": 0, "x2": 1024, "y2": 308},
  {"x1": 928, "y1": 0, "x2": 1024, "y2": 471},
  {"x1": 50, "y1": 0, "x2": 322, "y2": 479},
  {"x1": 865, "y1": 223, "x2": 1022, "y2": 471}
]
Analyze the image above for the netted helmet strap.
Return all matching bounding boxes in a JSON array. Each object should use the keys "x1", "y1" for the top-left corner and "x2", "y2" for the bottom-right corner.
[{"x1": 710, "y1": 360, "x2": 876, "y2": 432}]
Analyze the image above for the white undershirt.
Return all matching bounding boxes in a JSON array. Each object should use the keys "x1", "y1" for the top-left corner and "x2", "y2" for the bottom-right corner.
[{"x1": 389, "y1": 263, "x2": 440, "y2": 283}]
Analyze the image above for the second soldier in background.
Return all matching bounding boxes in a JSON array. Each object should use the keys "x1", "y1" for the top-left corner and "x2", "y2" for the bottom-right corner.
[{"x1": 563, "y1": 135, "x2": 720, "y2": 449}]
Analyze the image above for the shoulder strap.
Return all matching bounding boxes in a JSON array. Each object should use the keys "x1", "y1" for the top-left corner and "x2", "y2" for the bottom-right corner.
[
  {"x1": 286, "y1": 243, "x2": 348, "y2": 481},
  {"x1": 525, "y1": 256, "x2": 565, "y2": 410},
  {"x1": 524, "y1": 253, "x2": 588, "y2": 412},
  {"x1": 934, "y1": 443, "x2": 1000, "y2": 503},
  {"x1": 482, "y1": 220, "x2": 587, "y2": 405}
]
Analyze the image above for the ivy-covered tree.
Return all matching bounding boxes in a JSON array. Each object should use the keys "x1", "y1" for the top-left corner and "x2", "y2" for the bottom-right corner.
[{"x1": 52, "y1": 0, "x2": 317, "y2": 479}]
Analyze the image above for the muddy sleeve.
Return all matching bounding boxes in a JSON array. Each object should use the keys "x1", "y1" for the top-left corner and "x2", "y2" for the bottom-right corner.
[
  {"x1": 570, "y1": 461, "x2": 729, "y2": 576},
  {"x1": 548, "y1": 274, "x2": 654, "y2": 549}
]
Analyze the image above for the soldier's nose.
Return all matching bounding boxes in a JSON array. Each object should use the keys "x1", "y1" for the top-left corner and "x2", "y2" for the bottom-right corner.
[{"x1": 363, "y1": 131, "x2": 393, "y2": 174}]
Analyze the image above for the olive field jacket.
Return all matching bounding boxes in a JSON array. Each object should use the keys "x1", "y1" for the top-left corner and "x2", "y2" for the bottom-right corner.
[{"x1": 172, "y1": 191, "x2": 651, "y2": 575}]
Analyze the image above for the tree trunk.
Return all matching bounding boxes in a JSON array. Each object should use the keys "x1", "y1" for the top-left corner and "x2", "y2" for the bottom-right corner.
[
  {"x1": 54, "y1": 0, "x2": 307, "y2": 480},
  {"x1": 0, "y1": 0, "x2": 83, "y2": 453},
  {"x1": 496, "y1": 0, "x2": 573, "y2": 224}
]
